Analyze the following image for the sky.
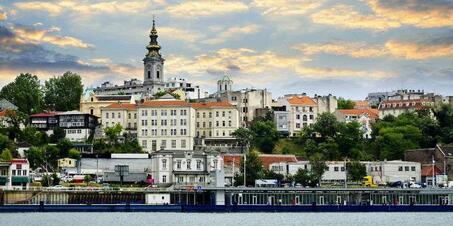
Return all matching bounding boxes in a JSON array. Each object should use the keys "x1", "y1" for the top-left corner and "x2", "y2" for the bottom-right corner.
[{"x1": 0, "y1": 0, "x2": 452, "y2": 100}]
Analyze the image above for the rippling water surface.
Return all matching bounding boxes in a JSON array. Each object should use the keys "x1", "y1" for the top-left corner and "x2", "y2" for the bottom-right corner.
[{"x1": 3, "y1": 212, "x2": 453, "y2": 226}]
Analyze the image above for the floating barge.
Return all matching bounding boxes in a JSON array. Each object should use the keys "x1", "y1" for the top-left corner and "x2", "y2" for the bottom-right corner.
[{"x1": 2, "y1": 187, "x2": 453, "y2": 212}]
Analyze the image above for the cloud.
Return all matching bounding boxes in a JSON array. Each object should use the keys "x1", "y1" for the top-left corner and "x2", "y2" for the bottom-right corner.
[
  {"x1": 14, "y1": 0, "x2": 152, "y2": 16},
  {"x1": 0, "y1": 25, "x2": 137, "y2": 87},
  {"x1": 293, "y1": 42, "x2": 388, "y2": 58},
  {"x1": 252, "y1": 0, "x2": 323, "y2": 16},
  {"x1": 91, "y1": 58, "x2": 111, "y2": 64},
  {"x1": 310, "y1": 1, "x2": 453, "y2": 30},
  {"x1": 165, "y1": 48, "x2": 390, "y2": 87},
  {"x1": 294, "y1": 37, "x2": 453, "y2": 60},
  {"x1": 310, "y1": 4, "x2": 401, "y2": 30},
  {"x1": 158, "y1": 27, "x2": 204, "y2": 43},
  {"x1": 203, "y1": 24, "x2": 260, "y2": 45},
  {"x1": 11, "y1": 25, "x2": 94, "y2": 48},
  {"x1": 385, "y1": 39, "x2": 453, "y2": 60},
  {"x1": 166, "y1": 0, "x2": 248, "y2": 18},
  {"x1": 0, "y1": 6, "x2": 7, "y2": 21},
  {"x1": 367, "y1": 0, "x2": 453, "y2": 28}
]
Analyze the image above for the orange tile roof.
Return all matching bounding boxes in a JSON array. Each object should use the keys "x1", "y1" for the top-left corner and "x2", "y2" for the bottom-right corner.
[
  {"x1": 287, "y1": 96, "x2": 316, "y2": 106},
  {"x1": 104, "y1": 103, "x2": 137, "y2": 110},
  {"x1": 191, "y1": 101, "x2": 234, "y2": 109},
  {"x1": 337, "y1": 109, "x2": 379, "y2": 119},
  {"x1": 140, "y1": 100, "x2": 191, "y2": 107},
  {"x1": 421, "y1": 165, "x2": 442, "y2": 177},
  {"x1": 259, "y1": 154, "x2": 298, "y2": 169}
]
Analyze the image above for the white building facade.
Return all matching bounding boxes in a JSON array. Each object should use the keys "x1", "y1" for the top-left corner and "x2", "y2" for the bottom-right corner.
[{"x1": 137, "y1": 99, "x2": 195, "y2": 153}]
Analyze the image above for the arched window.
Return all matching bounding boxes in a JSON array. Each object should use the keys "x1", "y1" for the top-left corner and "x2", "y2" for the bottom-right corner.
[
  {"x1": 90, "y1": 109, "x2": 94, "y2": 115},
  {"x1": 157, "y1": 71, "x2": 160, "y2": 79},
  {"x1": 225, "y1": 84, "x2": 227, "y2": 90},
  {"x1": 148, "y1": 71, "x2": 151, "y2": 79}
]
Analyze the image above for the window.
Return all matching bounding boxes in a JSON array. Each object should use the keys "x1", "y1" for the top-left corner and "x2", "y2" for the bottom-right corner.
[
  {"x1": 203, "y1": 112, "x2": 206, "y2": 118},
  {"x1": 398, "y1": 166, "x2": 403, "y2": 171},
  {"x1": 171, "y1": 110, "x2": 177, "y2": 116},
  {"x1": 156, "y1": 70, "x2": 160, "y2": 79},
  {"x1": 105, "y1": 112, "x2": 109, "y2": 119},
  {"x1": 181, "y1": 139, "x2": 186, "y2": 148},
  {"x1": 197, "y1": 112, "x2": 200, "y2": 118},
  {"x1": 209, "y1": 112, "x2": 212, "y2": 118},
  {"x1": 411, "y1": 166, "x2": 416, "y2": 171},
  {"x1": 180, "y1": 110, "x2": 187, "y2": 115},
  {"x1": 162, "y1": 175, "x2": 167, "y2": 183},
  {"x1": 216, "y1": 111, "x2": 219, "y2": 117},
  {"x1": 303, "y1": 115, "x2": 307, "y2": 121},
  {"x1": 405, "y1": 166, "x2": 409, "y2": 171},
  {"x1": 112, "y1": 112, "x2": 115, "y2": 119},
  {"x1": 334, "y1": 167, "x2": 339, "y2": 172},
  {"x1": 228, "y1": 121, "x2": 232, "y2": 127},
  {"x1": 309, "y1": 115, "x2": 314, "y2": 120},
  {"x1": 128, "y1": 113, "x2": 131, "y2": 119},
  {"x1": 171, "y1": 140, "x2": 176, "y2": 148},
  {"x1": 222, "y1": 111, "x2": 225, "y2": 117},
  {"x1": 213, "y1": 160, "x2": 218, "y2": 169},
  {"x1": 161, "y1": 140, "x2": 166, "y2": 149},
  {"x1": 161, "y1": 110, "x2": 167, "y2": 116},
  {"x1": 118, "y1": 112, "x2": 121, "y2": 118},
  {"x1": 222, "y1": 121, "x2": 225, "y2": 127},
  {"x1": 341, "y1": 167, "x2": 345, "y2": 172},
  {"x1": 148, "y1": 71, "x2": 151, "y2": 79},
  {"x1": 296, "y1": 123, "x2": 300, "y2": 129},
  {"x1": 296, "y1": 114, "x2": 300, "y2": 120},
  {"x1": 197, "y1": 160, "x2": 202, "y2": 170},
  {"x1": 196, "y1": 122, "x2": 200, "y2": 128},
  {"x1": 162, "y1": 159, "x2": 167, "y2": 169},
  {"x1": 187, "y1": 160, "x2": 191, "y2": 170},
  {"x1": 177, "y1": 160, "x2": 181, "y2": 169},
  {"x1": 141, "y1": 140, "x2": 147, "y2": 148}
]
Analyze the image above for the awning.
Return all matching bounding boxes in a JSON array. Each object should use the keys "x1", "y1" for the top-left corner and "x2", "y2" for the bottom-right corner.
[
  {"x1": 0, "y1": 176, "x2": 7, "y2": 185},
  {"x1": 11, "y1": 176, "x2": 29, "y2": 183}
]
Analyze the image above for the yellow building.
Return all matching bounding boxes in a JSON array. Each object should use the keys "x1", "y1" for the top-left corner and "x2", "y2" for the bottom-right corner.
[
  {"x1": 79, "y1": 89, "x2": 139, "y2": 120},
  {"x1": 58, "y1": 158, "x2": 77, "y2": 168}
]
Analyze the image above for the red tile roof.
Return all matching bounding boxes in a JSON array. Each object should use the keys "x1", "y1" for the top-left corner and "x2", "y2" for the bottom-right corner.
[
  {"x1": 0, "y1": 109, "x2": 15, "y2": 117},
  {"x1": 287, "y1": 96, "x2": 316, "y2": 106},
  {"x1": 337, "y1": 109, "x2": 379, "y2": 119},
  {"x1": 259, "y1": 154, "x2": 298, "y2": 169},
  {"x1": 30, "y1": 112, "x2": 58, "y2": 117},
  {"x1": 421, "y1": 165, "x2": 442, "y2": 177},
  {"x1": 140, "y1": 100, "x2": 191, "y2": 107},
  {"x1": 191, "y1": 101, "x2": 234, "y2": 109},
  {"x1": 104, "y1": 103, "x2": 137, "y2": 110},
  {"x1": 11, "y1": 159, "x2": 28, "y2": 164}
]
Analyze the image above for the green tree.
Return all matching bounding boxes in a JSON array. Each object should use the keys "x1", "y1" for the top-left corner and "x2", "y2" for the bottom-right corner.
[
  {"x1": 41, "y1": 174, "x2": 51, "y2": 187},
  {"x1": 57, "y1": 138, "x2": 73, "y2": 157},
  {"x1": 346, "y1": 161, "x2": 366, "y2": 182},
  {"x1": 19, "y1": 127, "x2": 48, "y2": 146},
  {"x1": 0, "y1": 148, "x2": 13, "y2": 161},
  {"x1": 104, "y1": 123, "x2": 123, "y2": 145},
  {"x1": 51, "y1": 173, "x2": 60, "y2": 186},
  {"x1": 84, "y1": 175, "x2": 92, "y2": 185},
  {"x1": 262, "y1": 169, "x2": 284, "y2": 182},
  {"x1": 250, "y1": 120, "x2": 279, "y2": 153},
  {"x1": 232, "y1": 127, "x2": 254, "y2": 152},
  {"x1": 0, "y1": 134, "x2": 13, "y2": 151},
  {"x1": 50, "y1": 127, "x2": 66, "y2": 143},
  {"x1": 0, "y1": 73, "x2": 44, "y2": 116},
  {"x1": 27, "y1": 146, "x2": 45, "y2": 169},
  {"x1": 294, "y1": 168, "x2": 317, "y2": 187},
  {"x1": 233, "y1": 151, "x2": 264, "y2": 186},
  {"x1": 68, "y1": 148, "x2": 81, "y2": 160},
  {"x1": 337, "y1": 98, "x2": 355, "y2": 109},
  {"x1": 44, "y1": 71, "x2": 84, "y2": 111},
  {"x1": 309, "y1": 153, "x2": 326, "y2": 186}
]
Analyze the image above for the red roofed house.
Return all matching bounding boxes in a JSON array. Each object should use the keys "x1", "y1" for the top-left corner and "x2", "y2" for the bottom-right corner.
[
  {"x1": 0, "y1": 159, "x2": 30, "y2": 189},
  {"x1": 421, "y1": 165, "x2": 443, "y2": 186},
  {"x1": 101, "y1": 103, "x2": 138, "y2": 137},
  {"x1": 378, "y1": 98, "x2": 434, "y2": 119},
  {"x1": 335, "y1": 109, "x2": 379, "y2": 138},
  {"x1": 275, "y1": 95, "x2": 318, "y2": 137}
]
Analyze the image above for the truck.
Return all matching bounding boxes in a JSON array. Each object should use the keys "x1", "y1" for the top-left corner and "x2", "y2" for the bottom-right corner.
[{"x1": 362, "y1": 176, "x2": 378, "y2": 188}]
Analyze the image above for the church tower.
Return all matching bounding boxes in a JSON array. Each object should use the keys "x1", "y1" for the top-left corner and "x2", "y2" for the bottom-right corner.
[
  {"x1": 217, "y1": 74, "x2": 233, "y2": 93},
  {"x1": 143, "y1": 19, "x2": 165, "y2": 96}
]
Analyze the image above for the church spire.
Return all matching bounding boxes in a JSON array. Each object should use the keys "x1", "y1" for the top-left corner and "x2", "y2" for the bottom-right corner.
[{"x1": 146, "y1": 17, "x2": 161, "y2": 57}]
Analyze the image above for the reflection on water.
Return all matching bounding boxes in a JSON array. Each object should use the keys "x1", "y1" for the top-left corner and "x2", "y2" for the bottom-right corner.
[{"x1": 2, "y1": 212, "x2": 453, "y2": 226}]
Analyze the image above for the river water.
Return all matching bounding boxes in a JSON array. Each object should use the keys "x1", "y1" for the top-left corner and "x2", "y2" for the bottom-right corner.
[{"x1": 2, "y1": 212, "x2": 453, "y2": 226}]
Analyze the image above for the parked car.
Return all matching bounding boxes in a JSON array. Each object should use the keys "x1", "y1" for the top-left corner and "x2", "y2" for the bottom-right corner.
[{"x1": 409, "y1": 183, "x2": 422, "y2": 188}]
